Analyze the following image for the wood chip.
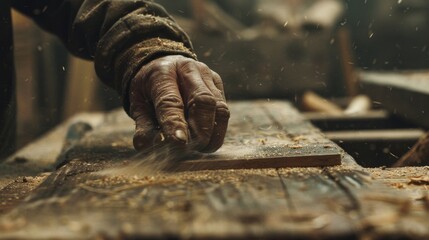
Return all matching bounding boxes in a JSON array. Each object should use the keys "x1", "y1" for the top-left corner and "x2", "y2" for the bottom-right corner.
[{"x1": 409, "y1": 176, "x2": 429, "y2": 185}]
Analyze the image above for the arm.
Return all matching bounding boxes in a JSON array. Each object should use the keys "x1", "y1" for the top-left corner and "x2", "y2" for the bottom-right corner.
[
  {"x1": 13, "y1": 0, "x2": 194, "y2": 102},
  {"x1": 13, "y1": 0, "x2": 229, "y2": 153}
]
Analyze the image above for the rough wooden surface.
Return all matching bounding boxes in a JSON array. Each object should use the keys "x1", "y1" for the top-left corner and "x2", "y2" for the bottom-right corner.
[
  {"x1": 0, "y1": 113, "x2": 104, "y2": 190},
  {"x1": 60, "y1": 101, "x2": 342, "y2": 171},
  {"x1": 1, "y1": 158, "x2": 428, "y2": 239},
  {"x1": 0, "y1": 101, "x2": 428, "y2": 239},
  {"x1": 181, "y1": 101, "x2": 342, "y2": 170},
  {"x1": 0, "y1": 174, "x2": 48, "y2": 215}
]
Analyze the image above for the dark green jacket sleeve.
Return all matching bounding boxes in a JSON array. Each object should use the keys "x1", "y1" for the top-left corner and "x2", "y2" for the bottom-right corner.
[{"x1": 12, "y1": 0, "x2": 197, "y2": 113}]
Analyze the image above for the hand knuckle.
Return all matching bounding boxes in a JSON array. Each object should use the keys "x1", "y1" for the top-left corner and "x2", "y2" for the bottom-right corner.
[
  {"x1": 178, "y1": 59, "x2": 197, "y2": 72},
  {"x1": 197, "y1": 61, "x2": 209, "y2": 69},
  {"x1": 217, "y1": 105, "x2": 230, "y2": 119},
  {"x1": 163, "y1": 115, "x2": 183, "y2": 124},
  {"x1": 148, "y1": 66, "x2": 173, "y2": 80},
  {"x1": 156, "y1": 94, "x2": 184, "y2": 108},
  {"x1": 189, "y1": 93, "x2": 216, "y2": 107},
  {"x1": 211, "y1": 70, "x2": 221, "y2": 80}
]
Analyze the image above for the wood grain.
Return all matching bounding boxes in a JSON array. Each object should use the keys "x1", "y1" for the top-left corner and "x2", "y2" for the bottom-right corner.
[
  {"x1": 62, "y1": 101, "x2": 342, "y2": 171},
  {"x1": 181, "y1": 101, "x2": 342, "y2": 170},
  {"x1": 1, "y1": 101, "x2": 427, "y2": 239},
  {"x1": 1, "y1": 157, "x2": 428, "y2": 239}
]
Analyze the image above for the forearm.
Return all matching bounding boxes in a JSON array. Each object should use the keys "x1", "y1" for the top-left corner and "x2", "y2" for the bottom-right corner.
[{"x1": 13, "y1": 0, "x2": 196, "y2": 111}]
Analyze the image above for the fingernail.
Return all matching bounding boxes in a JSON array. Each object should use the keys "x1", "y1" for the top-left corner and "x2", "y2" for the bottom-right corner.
[{"x1": 175, "y1": 130, "x2": 188, "y2": 143}]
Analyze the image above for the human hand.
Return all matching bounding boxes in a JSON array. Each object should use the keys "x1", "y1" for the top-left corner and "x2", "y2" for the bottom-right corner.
[{"x1": 129, "y1": 55, "x2": 229, "y2": 153}]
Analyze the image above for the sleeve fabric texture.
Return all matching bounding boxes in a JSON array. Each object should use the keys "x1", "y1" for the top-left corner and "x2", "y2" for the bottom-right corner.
[{"x1": 12, "y1": 0, "x2": 197, "y2": 113}]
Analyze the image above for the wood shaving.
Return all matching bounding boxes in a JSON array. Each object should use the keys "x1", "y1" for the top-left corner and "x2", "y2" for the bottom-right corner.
[
  {"x1": 288, "y1": 144, "x2": 303, "y2": 149},
  {"x1": 408, "y1": 176, "x2": 429, "y2": 185}
]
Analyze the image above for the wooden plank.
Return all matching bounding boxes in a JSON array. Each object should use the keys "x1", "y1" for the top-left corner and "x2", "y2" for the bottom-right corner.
[
  {"x1": 325, "y1": 168, "x2": 429, "y2": 238},
  {"x1": 0, "y1": 113, "x2": 104, "y2": 217},
  {"x1": 4, "y1": 112, "x2": 104, "y2": 167},
  {"x1": 1, "y1": 157, "x2": 428, "y2": 239},
  {"x1": 325, "y1": 129, "x2": 424, "y2": 142},
  {"x1": 325, "y1": 129, "x2": 423, "y2": 167},
  {"x1": 1, "y1": 101, "x2": 428, "y2": 239},
  {"x1": 366, "y1": 167, "x2": 429, "y2": 200},
  {"x1": 180, "y1": 101, "x2": 341, "y2": 170},
  {"x1": 304, "y1": 110, "x2": 416, "y2": 131},
  {"x1": 63, "y1": 101, "x2": 342, "y2": 171},
  {"x1": 277, "y1": 156, "x2": 429, "y2": 238},
  {"x1": 0, "y1": 161, "x2": 333, "y2": 239},
  {"x1": 276, "y1": 168, "x2": 357, "y2": 238},
  {"x1": 0, "y1": 174, "x2": 48, "y2": 215},
  {"x1": 360, "y1": 71, "x2": 429, "y2": 128}
]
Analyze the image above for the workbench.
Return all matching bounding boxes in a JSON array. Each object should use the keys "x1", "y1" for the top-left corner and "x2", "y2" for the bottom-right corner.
[{"x1": 0, "y1": 101, "x2": 428, "y2": 239}]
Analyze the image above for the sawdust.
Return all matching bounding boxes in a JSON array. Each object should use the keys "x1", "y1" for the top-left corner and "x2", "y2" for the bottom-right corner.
[
  {"x1": 80, "y1": 154, "x2": 285, "y2": 196},
  {"x1": 0, "y1": 174, "x2": 49, "y2": 215},
  {"x1": 96, "y1": 143, "x2": 194, "y2": 177},
  {"x1": 0, "y1": 161, "x2": 51, "y2": 190},
  {"x1": 390, "y1": 182, "x2": 405, "y2": 189}
]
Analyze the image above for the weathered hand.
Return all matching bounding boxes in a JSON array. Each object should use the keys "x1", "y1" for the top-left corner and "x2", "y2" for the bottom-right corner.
[{"x1": 129, "y1": 55, "x2": 229, "y2": 153}]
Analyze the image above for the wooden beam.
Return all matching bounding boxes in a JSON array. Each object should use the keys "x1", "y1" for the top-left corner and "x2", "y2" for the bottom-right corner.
[
  {"x1": 1, "y1": 155, "x2": 428, "y2": 238},
  {"x1": 178, "y1": 101, "x2": 342, "y2": 170},
  {"x1": 1, "y1": 101, "x2": 428, "y2": 239},
  {"x1": 325, "y1": 129, "x2": 425, "y2": 142},
  {"x1": 360, "y1": 71, "x2": 429, "y2": 128},
  {"x1": 60, "y1": 101, "x2": 342, "y2": 171},
  {"x1": 325, "y1": 129, "x2": 424, "y2": 167},
  {"x1": 305, "y1": 110, "x2": 416, "y2": 131},
  {"x1": 301, "y1": 91, "x2": 343, "y2": 115}
]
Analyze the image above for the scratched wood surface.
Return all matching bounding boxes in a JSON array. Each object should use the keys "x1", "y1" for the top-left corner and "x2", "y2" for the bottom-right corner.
[
  {"x1": 182, "y1": 101, "x2": 341, "y2": 169},
  {"x1": 60, "y1": 101, "x2": 341, "y2": 171},
  {"x1": 0, "y1": 101, "x2": 428, "y2": 239}
]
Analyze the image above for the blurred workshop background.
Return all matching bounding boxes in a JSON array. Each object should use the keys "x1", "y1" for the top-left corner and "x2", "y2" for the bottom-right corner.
[{"x1": 12, "y1": 0, "x2": 429, "y2": 148}]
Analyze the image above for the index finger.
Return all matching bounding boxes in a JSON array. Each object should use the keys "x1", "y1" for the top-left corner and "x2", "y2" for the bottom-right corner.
[{"x1": 147, "y1": 66, "x2": 190, "y2": 147}]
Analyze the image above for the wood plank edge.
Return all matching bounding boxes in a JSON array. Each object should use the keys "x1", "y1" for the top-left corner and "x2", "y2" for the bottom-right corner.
[{"x1": 172, "y1": 154, "x2": 342, "y2": 171}]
